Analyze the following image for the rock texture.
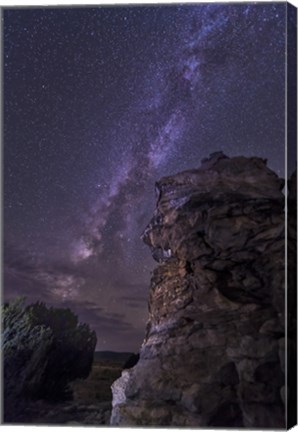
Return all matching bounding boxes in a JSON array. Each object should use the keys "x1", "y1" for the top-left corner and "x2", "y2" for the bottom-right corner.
[
  {"x1": 111, "y1": 152, "x2": 286, "y2": 428},
  {"x1": 287, "y1": 169, "x2": 297, "y2": 426}
]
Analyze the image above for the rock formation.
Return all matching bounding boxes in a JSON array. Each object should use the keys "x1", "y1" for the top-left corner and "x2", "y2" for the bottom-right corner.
[
  {"x1": 111, "y1": 152, "x2": 286, "y2": 428},
  {"x1": 287, "y1": 169, "x2": 297, "y2": 426}
]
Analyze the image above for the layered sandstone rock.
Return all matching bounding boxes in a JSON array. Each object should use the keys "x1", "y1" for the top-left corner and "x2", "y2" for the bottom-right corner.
[
  {"x1": 287, "y1": 169, "x2": 297, "y2": 425},
  {"x1": 111, "y1": 152, "x2": 286, "y2": 428}
]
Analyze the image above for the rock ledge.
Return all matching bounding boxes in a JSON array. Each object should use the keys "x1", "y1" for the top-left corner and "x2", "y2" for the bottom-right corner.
[{"x1": 111, "y1": 153, "x2": 285, "y2": 428}]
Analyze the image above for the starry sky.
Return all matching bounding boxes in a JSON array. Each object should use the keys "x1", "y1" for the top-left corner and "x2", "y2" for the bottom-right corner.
[{"x1": 3, "y1": 3, "x2": 289, "y2": 351}]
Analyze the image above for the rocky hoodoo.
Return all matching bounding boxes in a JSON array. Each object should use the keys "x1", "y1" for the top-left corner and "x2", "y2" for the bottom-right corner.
[{"x1": 110, "y1": 152, "x2": 286, "y2": 428}]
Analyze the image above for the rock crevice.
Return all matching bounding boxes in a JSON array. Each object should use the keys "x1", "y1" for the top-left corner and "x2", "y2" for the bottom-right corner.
[{"x1": 111, "y1": 153, "x2": 286, "y2": 428}]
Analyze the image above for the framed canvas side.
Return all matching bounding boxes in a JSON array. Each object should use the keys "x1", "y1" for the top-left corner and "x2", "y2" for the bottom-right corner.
[{"x1": 286, "y1": 1, "x2": 297, "y2": 429}]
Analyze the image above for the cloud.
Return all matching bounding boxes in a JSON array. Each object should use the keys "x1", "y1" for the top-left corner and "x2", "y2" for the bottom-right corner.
[
  {"x1": 4, "y1": 242, "x2": 148, "y2": 351},
  {"x1": 59, "y1": 297, "x2": 144, "y2": 351},
  {"x1": 4, "y1": 242, "x2": 86, "y2": 303},
  {"x1": 120, "y1": 294, "x2": 147, "y2": 308}
]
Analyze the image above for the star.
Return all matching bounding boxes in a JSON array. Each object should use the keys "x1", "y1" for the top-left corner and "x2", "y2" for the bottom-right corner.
[{"x1": 3, "y1": 3, "x2": 289, "y2": 351}]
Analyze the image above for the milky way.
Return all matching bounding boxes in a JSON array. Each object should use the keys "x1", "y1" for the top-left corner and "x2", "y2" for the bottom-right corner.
[{"x1": 4, "y1": 3, "x2": 290, "y2": 351}]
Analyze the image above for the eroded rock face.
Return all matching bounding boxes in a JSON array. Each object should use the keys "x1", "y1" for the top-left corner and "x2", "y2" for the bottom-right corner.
[{"x1": 111, "y1": 152, "x2": 286, "y2": 428}]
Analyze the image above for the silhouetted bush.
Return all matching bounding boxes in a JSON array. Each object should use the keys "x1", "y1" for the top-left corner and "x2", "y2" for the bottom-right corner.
[{"x1": 2, "y1": 298, "x2": 97, "y2": 421}]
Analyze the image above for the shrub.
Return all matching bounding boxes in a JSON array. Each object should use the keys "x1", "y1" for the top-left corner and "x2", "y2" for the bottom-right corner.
[
  {"x1": 2, "y1": 298, "x2": 97, "y2": 421},
  {"x1": 3, "y1": 298, "x2": 53, "y2": 421},
  {"x1": 25, "y1": 301, "x2": 97, "y2": 400}
]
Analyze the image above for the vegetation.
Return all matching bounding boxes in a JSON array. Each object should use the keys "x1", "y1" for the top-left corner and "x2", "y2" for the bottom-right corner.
[
  {"x1": 2, "y1": 298, "x2": 97, "y2": 422},
  {"x1": 71, "y1": 360, "x2": 123, "y2": 404}
]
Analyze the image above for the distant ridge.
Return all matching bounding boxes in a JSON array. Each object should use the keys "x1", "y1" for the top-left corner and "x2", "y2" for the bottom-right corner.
[{"x1": 94, "y1": 351, "x2": 134, "y2": 363}]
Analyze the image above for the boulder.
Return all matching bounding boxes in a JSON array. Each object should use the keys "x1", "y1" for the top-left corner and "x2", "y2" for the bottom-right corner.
[{"x1": 111, "y1": 153, "x2": 286, "y2": 428}]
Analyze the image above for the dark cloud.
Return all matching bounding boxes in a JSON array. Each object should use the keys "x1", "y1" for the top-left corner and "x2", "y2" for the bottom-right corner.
[{"x1": 120, "y1": 295, "x2": 148, "y2": 309}]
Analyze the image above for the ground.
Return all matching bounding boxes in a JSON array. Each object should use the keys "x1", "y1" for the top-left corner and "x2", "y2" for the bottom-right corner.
[{"x1": 13, "y1": 358, "x2": 124, "y2": 426}]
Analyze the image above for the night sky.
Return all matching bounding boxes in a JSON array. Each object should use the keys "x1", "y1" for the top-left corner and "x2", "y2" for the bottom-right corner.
[{"x1": 3, "y1": 3, "x2": 287, "y2": 351}]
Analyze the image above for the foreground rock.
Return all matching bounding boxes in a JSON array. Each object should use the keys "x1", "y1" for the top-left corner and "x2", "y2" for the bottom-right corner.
[
  {"x1": 9, "y1": 399, "x2": 111, "y2": 425},
  {"x1": 111, "y1": 152, "x2": 286, "y2": 428}
]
